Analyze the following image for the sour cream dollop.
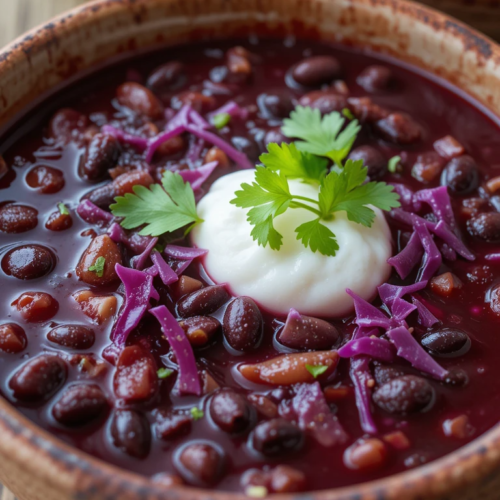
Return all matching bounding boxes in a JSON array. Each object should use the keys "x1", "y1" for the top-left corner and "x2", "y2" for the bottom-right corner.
[{"x1": 191, "y1": 170, "x2": 392, "y2": 317}]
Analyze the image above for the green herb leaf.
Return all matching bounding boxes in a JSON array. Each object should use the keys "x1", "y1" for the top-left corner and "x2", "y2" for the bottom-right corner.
[
  {"x1": 259, "y1": 142, "x2": 328, "y2": 184},
  {"x1": 58, "y1": 203, "x2": 69, "y2": 215},
  {"x1": 342, "y1": 107, "x2": 355, "y2": 120},
  {"x1": 305, "y1": 364, "x2": 329, "y2": 378},
  {"x1": 88, "y1": 256, "x2": 106, "y2": 277},
  {"x1": 212, "y1": 112, "x2": 231, "y2": 129},
  {"x1": 110, "y1": 171, "x2": 203, "y2": 237},
  {"x1": 295, "y1": 218, "x2": 339, "y2": 256},
  {"x1": 388, "y1": 155, "x2": 401, "y2": 173},
  {"x1": 157, "y1": 367, "x2": 173, "y2": 379},
  {"x1": 282, "y1": 106, "x2": 361, "y2": 167},
  {"x1": 190, "y1": 407, "x2": 204, "y2": 421}
]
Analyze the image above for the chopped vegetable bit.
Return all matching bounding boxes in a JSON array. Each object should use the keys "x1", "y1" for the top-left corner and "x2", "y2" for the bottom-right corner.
[
  {"x1": 157, "y1": 367, "x2": 173, "y2": 379},
  {"x1": 110, "y1": 170, "x2": 203, "y2": 237},
  {"x1": 245, "y1": 486, "x2": 268, "y2": 498},
  {"x1": 305, "y1": 364, "x2": 329, "y2": 378},
  {"x1": 212, "y1": 112, "x2": 231, "y2": 129},
  {"x1": 342, "y1": 107, "x2": 355, "y2": 120},
  {"x1": 88, "y1": 256, "x2": 106, "y2": 277},
  {"x1": 190, "y1": 407, "x2": 204, "y2": 420},
  {"x1": 282, "y1": 105, "x2": 361, "y2": 168},
  {"x1": 388, "y1": 155, "x2": 401, "y2": 173},
  {"x1": 58, "y1": 202, "x2": 69, "y2": 215}
]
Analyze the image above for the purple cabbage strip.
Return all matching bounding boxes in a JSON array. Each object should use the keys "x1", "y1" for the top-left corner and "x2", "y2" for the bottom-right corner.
[
  {"x1": 178, "y1": 161, "x2": 218, "y2": 191},
  {"x1": 353, "y1": 326, "x2": 380, "y2": 340},
  {"x1": 350, "y1": 357, "x2": 377, "y2": 434},
  {"x1": 188, "y1": 108, "x2": 211, "y2": 129},
  {"x1": 207, "y1": 101, "x2": 249, "y2": 121},
  {"x1": 144, "y1": 124, "x2": 186, "y2": 163},
  {"x1": 387, "y1": 231, "x2": 424, "y2": 279},
  {"x1": 414, "y1": 186, "x2": 458, "y2": 233},
  {"x1": 433, "y1": 221, "x2": 474, "y2": 261},
  {"x1": 107, "y1": 222, "x2": 155, "y2": 254},
  {"x1": 144, "y1": 265, "x2": 159, "y2": 277},
  {"x1": 346, "y1": 289, "x2": 393, "y2": 330},
  {"x1": 339, "y1": 337, "x2": 396, "y2": 363},
  {"x1": 77, "y1": 200, "x2": 114, "y2": 226},
  {"x1": 185, "y1": 124, "x2": 254, "y2": 169},
  {"x1": 412, "y1": 215, "x2": 442, "y2": 281},
  {"x1": 101, "y1": 125, "x2": 149, "y2": 150},
  {"x1": 186, "y1": 136, "x2": 206, "y2": 163},
  {"x1": 486, "y1": 253, "x2": 500, "y2": 262},
  {"x1": 412, "y1": 296, "x2": 440, "y2": 327},
  {"x1": 386, "y1": 326, "x2": 448, "y2": 380},
  {"x1": 131, "y1": 237, "x2": 158, "y2": 271},
  {"x1": 164, "y1": 245, "x2": 208, "y2": 260},
  {"x1": 390, "y1": 297, "x2": 417, "y2": 323},
  {"x1": 111, "y1": 265, "x2": 156, "y2": 347},
  {"x1": 168, "y1": 105, "x2": 191, "y2": 129},
  {"x1": 378, "y1": 281, "x2": 428, "y2": 308},
  {"x1": 174, "y1": 259, "x2": 193, "y2": 276},
  {"x1": 390, "y1": 183, "x2": 417, "y2": 212},
  {"x1": 291, "y1": 382, "x2": 347, "y2": 447},
  {"x1": 150, "y1": 251, "x2": 179, "y2": 285},
  {"x1": 149, "y1": 305, "x2": 201, "y2": 396}
]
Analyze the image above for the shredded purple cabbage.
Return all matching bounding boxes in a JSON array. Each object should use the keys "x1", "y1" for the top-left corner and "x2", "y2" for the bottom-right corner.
[
  {"x1": 131, "y1": 237, "x2": 158, "y2": 270},
  {"x1": 378, "y1": 281, "x2": 428, "y2": 309},
  {"x1": 164, "y1": 245, "x2": 208, "y2": 260},
  {"x1": 101, "y1": 125, "x2": 149, "y2": 150},
  {"x1": 185, "y1": 136, "x2": 206, "y2": 163},
  {"x1": 108, "y1": 222, "x2": 155, "y2": 254},
  {"x1": 346, "y1": 289, "x2": 393, "y2": 330},
  {"x1": 112, "y1": 265, "x2": 157, "y2": 346},
  {"x1": 149, "y1": 305, "x2": 201, "y2": 396},
  {"x1": 207, "y1": 101, "x2": 249, "y2": 121},
  {"x1": 387, "y1": 326, "x2": 449, "y2": 380},
  {"x1": 350, "y1": 357, "x2": 377, "y2": 434},
  {"x1": 413, "y1": 186, "x2": 458, "y2": 233},
  {"x1": 188, "y1": 107, "x2": 211, "y2": 129},
  {"x1": 390, "y1": 297, "x2": 417, "y2": 322},
  {"x1": 387, "y1": 232, "x2": 424, "y2": 279},
  {"x1": 290, "y1": 382, "x2": 347, "y2": 446},
  {"x1": 412, "y1": 215, "x2": 442, "y2": 281},
  {"x1": 339, "y1": 337, "x2": 396, "y2": 363},
  {"x1": 144, "y1": 125, "x2": 186, "y2": 163},
  {"x1": 150, "y1": 251, "x2": 178, "y2": 285},
  {"x1": 412, "y1": 296, "x2": 439, "y2": 327},
  {"x1": 77, "y1": 200, "x2": 114, "y2": 226},
  {"x1": 178, "y1": 161, "x2": 218, "y2": 191},
  {"x1": 390, "y1": 183, "x2": 417, "y2": 212}
]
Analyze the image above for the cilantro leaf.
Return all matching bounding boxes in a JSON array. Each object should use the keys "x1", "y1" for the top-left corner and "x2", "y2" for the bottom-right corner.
[
  {"x1": 259, "y1": 142, "x2": 328, "y2": 184},
  {"x1": 190, "y1": 407, "x2": 204, "y2": 420},
  {"x1": 88, "y1": 256, "x2": 106, "y2": 277},
  {"x1": 212, "y1": 112, "x2": 231, "y2": 129},
  {"x1": 110, "y1": 171, "x2": 202, "y2": 237},
  {"x1": 282, "y1": 106, "x2": 361, "y2": 167},
  {"x1": 157, "y1": 367, "x2": 173, "y2": 379},
  {"x1": 58, "y1": 203, "x2": 69, "y2": 215},
  {"x1": 305, "y1": 364, "x2": 329, "y2": 378},
  {"x1": 295, "y1": 218, "x2": 339, "y2": 256}
]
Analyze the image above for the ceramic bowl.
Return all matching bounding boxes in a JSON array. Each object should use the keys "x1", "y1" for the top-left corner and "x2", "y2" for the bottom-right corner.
[{"x1": 1, "y1": 1, "x2": 500, "y2": 499}]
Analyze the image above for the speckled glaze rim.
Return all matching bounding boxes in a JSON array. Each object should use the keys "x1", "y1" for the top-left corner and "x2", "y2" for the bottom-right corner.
[{"x1": 1, "y1": 1, "x2": 500, "y2": 499}]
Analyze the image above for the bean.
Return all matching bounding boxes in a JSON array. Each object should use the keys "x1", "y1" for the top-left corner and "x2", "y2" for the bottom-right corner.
[
  {"x1": 348, "y1": 145, "x2": 386, "y2": 179},
  {"x1": 52, "y1": 384, "x2": 107, "y2": 426},
  {"x1": 347, "y1": 97, "x2": 388, "y2": 123},
  {"x1": 173, "y1": 91, "x2": 216, "y2": 113},
  {"x1": 72, "y1": 290, "x2": 117, "y2": 324},
  {"x1": 156, "y1": 135, "x2": 186, "y2": 157},
  {"x1": 170, "y1": 275, "x2": 203, "y2": 300},
  {"x1": 80, "y1": 133, "x2": 120, "y2": 181},
  {"x1": 49, "y1": 108, "x2": 88, "y2": 142},
  {"x1": 154, "y1": 410, "x2": 192, "y2": 440},
  {"x1": 421, "y1": 328, "x2": 470, "y2": 357},
  {"x1": 210, "y1": 389, "x2": 254, "y2": 433},
  {"x1": 357, "y1": 65, "x2": 392, "y2": 92},
  {"x1": 373, "y1": 375, "x2": 435, "y2": 414},
  {"x1": 47, "y1": 324, "x2": 96, "y2": 350},
  {"x1": 2, "y1": 244, "x2": 55, "y2": 280},
  {"x1": 251, "y1": 418, "x2": 303, "y2": 457},
  {"x1": 412, "y1": 152, "x2": 445, "y2": 183},
  {"x1": 111, "y1": 409, "x2": 151, "y2": 458},
  {"x1": 0, "y1": 156, "x2": 7, "y2": 179},
  {"x1": 86, "y1": 182, "x2": 115, "y2": 209},
  {"x1": 239, "y1": 350, "x2": 339, "y2": 385},
  {"x1": 374, "y1": 113, "x2": 421, "y2": 144},
  {"x1": 226, "y1": 46, "x2": 253, "y2": 84},
  {"x1": 247, "y1": 394, "x2": 278, "y2": 419},
  {"x1": 383, "y1": 430, "x2": 410, "y2": 450},
  {"x1": 277, "y1": 312, "x2": 339, "y2": 351},
  {"x1": 0, "y1": 323, "x2": 27, "y2": 353},
  {"x1": 258, "y1": 91, "x2": 294, "y2": 118},
  {"x1": 201, "y1": 369, "x2": 220, "y2": 396},
  {"x1": 151, "y1": 473, "x2": 184, "y2": 487},
  {"x1": 264, "y1": 127, "x2": 291, "y2": 146},
  {"x1": 0, "y1": 204, "x2": 38, "y2": 233},
  {"x1": 223, "y1": 297, "x2": 262, "y2": 352},
  {"x1": 177, "y1": 285, "x2": 230, "y2": 318},
  {"x1": 442, "y1": 155, "x2": 478, "y2": 194},
  {"x1": 373, "y1": 364, "x2": 407, "y2": 385},
  {"x1": 147, "y1": 61, "x2": 185, "y2": 92},
  {"x1": 344, "y1": 438, "x2": 388, "y2": 471},
  {"x1": 113, "y1": 170, "x2": 154, "y2": 196},
  {"x1": 292, "y1": 56, "x2": 341, "y2": 87},
  {"x1": 468, "y1": 213, "x2": 500, "y2": 242},
  {"x1": 176, "y1": 442, "x2": 225, "y2": 486},
  {"x1": 443, "y1": 368, "x2": 468, "y2": 387},
  {"x1": 45, "y1": 210, "x2": 73, "y2": 231},
  {"x1": 269, "y1": 465, "x2": 306, "y2": 493},
  {"x1": 14, "y1": 291, "x2": 59, "y2": 322},
  {"x1": 117, "y1": 82, "x2": 164, "y2": 119},
  {"x1": 9, "y1": 354, "x2": 67, "y2": 402},
  {"x1": 204, "y1": 147, "x2": 230, "y2": 168},
  {"x1": 298, "y1": 90, "x2": 347, "y2": 115},
  {"x1": 231, "y1": 136, "x2": 260, "y2": 163},
  {"x1": 26, "y1": 166, "x2": 65, "y2": 194},
  {"x1": 76, "y1": 235, "x2": 122, "y2": 286},
  {"x1": 430, "y1": 272, "x2": 463, "y2": 297},
  {"x1": 179, "y1": 316, "x2": 221, "y2": 347}
]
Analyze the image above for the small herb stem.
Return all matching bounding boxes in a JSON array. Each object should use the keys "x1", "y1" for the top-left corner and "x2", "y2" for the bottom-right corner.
[
  {"x1": 289, "y1": 201, "x2": 322, "y2": 217},
  {"x1": 292, "y1": 194, "x2": 320, "y2": 205}
]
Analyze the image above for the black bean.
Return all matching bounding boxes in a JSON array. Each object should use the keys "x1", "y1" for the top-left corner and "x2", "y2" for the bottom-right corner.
[
  {"x1": 373, "y1": 375, "x2": 434, "y2": 414},
  {"x1": 277, "y1": 313, "x2": 339, "y2": 350},
  {"x1": 81, "y1": 134, "x2": 120, "y2": 181},
  {"x1": 0, "y1": 204, "x2": 38, "y2": 233},
  {"x1": 177, "y1": 285, "x2": 230, "y2": 318},
  {"x1": 2, "y1": 245, "x2": 55, "y2": 280},
  {"x1": 292, "y1": 56, "x2": 341, "y2": 87},
  {"x1": 264, "y1": 127, "x2": 291, "y2": 146},
  {"x1": 258, "y1": 91, "x2": 294, "y2": 119},
  {"x1": 374, "y1": 113, "x2": 421, "y2": 144},
  {"x1": 442, "y1": 155, "x2": 478, "y2": 194},
  {"x1": 111, "y1": 409, "x2": 151, "y2": 459},
  {"x1": 223, "y1": 297, "x2": 262, "y2": 352},
  {"x1": 176, "y1": 442, "x2": 225, "y2": 486},
  {"x1": 299, "y1": 90, "x2": 348, "y2": 115},
  {"x1": 373, "y1": 364, "x2": 408, "y2": 386},
  {"x1": 147, "y1": 61, "x2": 185, "y2": 92},
  {"x1": 47, "y1": 324, "x2": 96, "y2": 350},
  {"x1": 251, "y1": 418, "x2": 304, "y2": 456},
  {"x1": 231, "y1": 136, "x2": 260, "y2": 163},
  {"x1": 357, "y1": 65, "x2": 392, "y2": 92},
  {"x1": 154, "y1": 410, "x2": 191, "y2": 441},
  {"x1": 210, "y1": 389, "x2": 254, "y2": 433},
  {"x1": 348, "y1": 145, "x2": 387, "y2": 180},
  {"x1": 443, "y1": 368, "x2": 469, "y2": 387},
  {"x1": 421, "y1": 328, "x2": 470, "y2": 357},
  {"x1": 468, "y1": 212, "x2": 500, "y2": 242}
]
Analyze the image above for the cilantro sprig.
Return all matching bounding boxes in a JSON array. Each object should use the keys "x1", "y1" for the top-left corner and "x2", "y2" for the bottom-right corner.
[
  {"x1": 88, "y1": 256, "x2": 106, "y2": 277},
  {"x1": 110, "y1": 171, "x2": 203, "y2": 237}
]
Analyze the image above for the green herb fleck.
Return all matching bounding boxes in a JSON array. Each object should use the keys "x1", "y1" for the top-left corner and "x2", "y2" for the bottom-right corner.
[
  {"x1": 388, "y1": 155, "x2": 401, "y2": 174},
  {"x1": 110, "y1": 171, "x2": 203, "y2": 237},
  {"x1": 190, "y1": 407, "x2": 204, "y2": 421},
  {"x1": 246, "y1": 486, "x2": 268, "y2": 498},
  {"x1": 342, "y1": 107, "x2": 355, "y2": 120},
  {"x1": 157, "y1": 367, "x2": 173, "y2": 379},
  {"x1": 306, "y1": 364, "x2": 329, "y2": 379},
  {"x1": 212, "y1": 112, "x2": 231, "y2": 130},
  {"x1": 88, "y1": 256, "x2": 106, "y2": 277},
  {"x1": 58, "y1": 203, "x2": 69, "y2": 215}
]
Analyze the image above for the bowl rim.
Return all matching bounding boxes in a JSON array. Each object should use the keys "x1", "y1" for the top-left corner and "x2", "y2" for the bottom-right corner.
[{"x1": 1, "y1": 0, "x2": 500, "y2": 498}]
